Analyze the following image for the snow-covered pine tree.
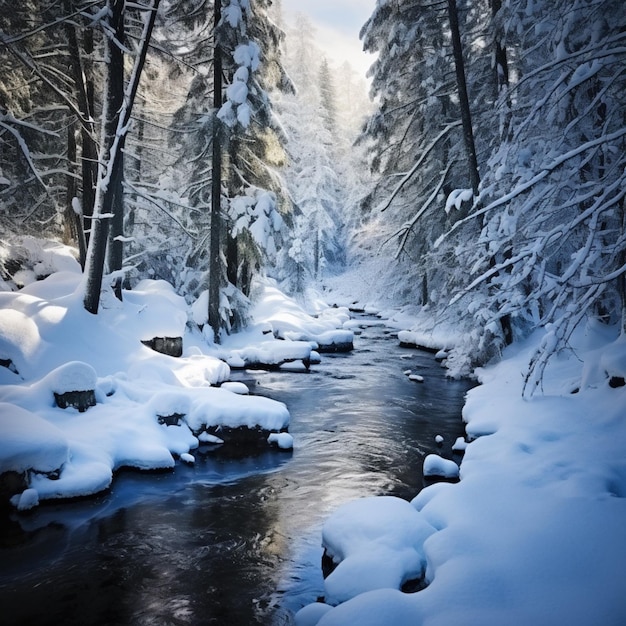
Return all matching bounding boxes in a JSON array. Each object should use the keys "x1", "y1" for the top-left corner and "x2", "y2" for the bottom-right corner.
[
  {"x1": 158, "y1": 0, "x2": 291, "y2": 339},
  {"x1": 444, "y1": 0, "x2": 626, "y2": 390},
  {"x1": 318, "y1": 57, "x2": 337, "y2": 139},
  {"x1": 358, "y1": 0, "x2": 468, "y2": 307}
]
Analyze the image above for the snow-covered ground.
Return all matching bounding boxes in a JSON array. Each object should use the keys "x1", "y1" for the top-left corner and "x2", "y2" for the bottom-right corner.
[
  {"x1": 0, "y1": 247, "x2": 352, "y2": 509},
  {"x1": 295, "y1": 318, "x2": 626, "y2": 626}
]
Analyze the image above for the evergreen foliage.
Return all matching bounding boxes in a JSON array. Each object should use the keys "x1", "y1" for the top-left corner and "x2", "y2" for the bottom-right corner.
[{"x1": 359, "y1": 0, "x2": 626, "y2": 387}]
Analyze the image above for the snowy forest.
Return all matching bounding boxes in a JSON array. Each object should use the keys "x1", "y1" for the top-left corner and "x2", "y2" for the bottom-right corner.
[
  {"x1": 1, "y1": 0, "x2": 625, "y2": 388},
  {"x1": 1, "y1": 0, "x2": 624, "y2": 384},
  {"x1": 1, "y1": 0, "x2": 625, "y2": 625}
]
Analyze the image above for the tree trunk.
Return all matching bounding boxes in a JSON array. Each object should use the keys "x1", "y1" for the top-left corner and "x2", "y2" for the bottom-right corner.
[
  {"x1": 490, "y1": 0, "x2": 509, "y2": 95},
  {"x1": 490, "y1": 0, "x2": 512, "y2": 141},
  {"x1": 81, "y1": 17, "x2": 98, "y2": 236},
  {"x1": 447, "y1": 0, "x2": 480, "y2": 196},
  {"x1": 83, "y1": 0, "x2": 125, "y2": 315},
  {"x1": 65, "y1": 122, "x2": 87, "y2": 267},
  {"x1": 227, "y1": 233, "x2": 238, "y2": 286},
  {"x1": 208, "y1": 0, "x2": 224, "y2": 342},
  {"x1": 64, "y1": 3, "x2": 95, "y2": 259},
  {"x1": 106, "y1": 3, "x2": 126, "y2": 301},
  {"x1": 83, "y1": 0, "x2": 160, "y2": 314}
]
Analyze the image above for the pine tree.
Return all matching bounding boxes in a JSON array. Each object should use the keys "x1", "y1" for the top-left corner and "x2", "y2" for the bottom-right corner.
[{"x1": 449, "y1": 0, "x2": 626, "y2": 391}]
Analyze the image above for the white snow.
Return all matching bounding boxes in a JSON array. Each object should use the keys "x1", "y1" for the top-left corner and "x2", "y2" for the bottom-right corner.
[
  {"x1": 422, "y1": 454, "x2": 459, "y2": 478},
  {"x1": 295, "y1": 602, "x2": 333, "y2": 626},
  {"x1": 44, "y1": 361, "x2": 97, "y2": 394},
  {"x1": 445, "y1": 187, "x2": 474, "y2": 213},
  {"x1": 198, "y1": 432, "x2": 224, "y2": 445},
  {"x1": 227, "y1": 340, "x2": 313, "y2": 368},
  {"x1": 298, "y1": 320, "x2": 626, "y2": 626},
  {"x1": 11, "y1": 487, "x2": 39, "y2": 511},
  {"x1": 237, "y1": 281, "x2": 354, "y2": 351},
  {"x1": 320, "y1": 496, "x2": 435, "y2": 605},
  {"x1": 220, "y1": 381, "x2": 249, "y2": 394},
  {"x1": 397, "y1": 328, "x2": 455, "y2": 353},
  {"x1": 0, "y1": 403, "x2": 69, "y2": 474},
  {"x1": 452, "y1": 436, "x2": 467, "y2": 452},
  {"x1": 268, "y1": 432, "x2": 294, "y2": 450}
]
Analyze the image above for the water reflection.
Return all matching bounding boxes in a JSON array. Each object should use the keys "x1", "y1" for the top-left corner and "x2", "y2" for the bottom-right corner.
[{"x1": 0, "y1": 318, "x2": 473, "y2": 625}]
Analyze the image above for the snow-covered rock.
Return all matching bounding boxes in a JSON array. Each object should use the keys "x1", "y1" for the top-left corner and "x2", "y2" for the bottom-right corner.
[
  {"x1": 320, "y1": 496, "x2": 436, "y2": 605},
  {"x1": 452, "y1": 436, "x2": 468, "y2": 452},
  {"x1": 423, "y1": 454, "x2": 459, "y2": 479},
  {"x1": 220, "y1": 381, "x2": 249, "y2": 394},
  {"x1": 227, "y1": 340, "x2": 313, "y2": 369},
  {"x1": 268, "y1": 432, "x2": 294, "y2": 450},
  {"x1": 11, "y1": 488, "x2": 40, "y2": 511},
  {"x1": 43, "y1": 361, "x2": 97, "y2": 394}
]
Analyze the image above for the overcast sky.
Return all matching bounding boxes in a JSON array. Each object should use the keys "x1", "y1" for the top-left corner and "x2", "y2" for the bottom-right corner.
[{"x1": 280, "y1": 0, "x2": 377, "y2": 79}]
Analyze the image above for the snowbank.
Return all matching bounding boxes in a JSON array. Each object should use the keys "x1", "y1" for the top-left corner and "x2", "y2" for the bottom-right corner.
[
  {"x1": 248, "y1": 281, "x2": 354, "y2": 351},
  {"x1": 0, "y1": 236, "x2": 80, "y2": 290},
  {"x1": 0, "y1": 268, "x2": 356, "y2": 509},
  {"x1": 0, "y1": 272, "x2": 297, "y2": 508},
  {"x1": 297, "y1": 320, "x2": 626, "y2": 625},
  {"x1": 0, "y1": 403, "x2": 68, "y2": 475}
]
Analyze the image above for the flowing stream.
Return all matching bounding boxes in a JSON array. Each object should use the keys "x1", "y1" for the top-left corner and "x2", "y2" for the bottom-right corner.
[{"x1": 0, "y1": 316, "x2": 473, "y2": 625}]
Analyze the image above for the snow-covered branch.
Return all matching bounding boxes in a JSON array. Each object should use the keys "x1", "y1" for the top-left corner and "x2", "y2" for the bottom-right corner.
[{"x1": 378, "y1": 122, "x2": 461, "y2": 213}]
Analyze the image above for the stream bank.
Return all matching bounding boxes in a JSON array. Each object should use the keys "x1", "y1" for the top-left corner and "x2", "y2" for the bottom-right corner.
[{"x1": 0, "y1": 317, "x2": 473, "y2": 625}]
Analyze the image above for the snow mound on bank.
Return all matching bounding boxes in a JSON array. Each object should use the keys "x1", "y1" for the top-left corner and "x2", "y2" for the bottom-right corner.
[
  {"x1": 0, "y1": 236, "x2": 80, "y2": 290},
  {"x1": 0, "y1": 403, "x2": 68, "y2": 474},
  {"x1": 44, "y1": 361, "x2": 97, "y2": 394},
  {"x1": 321, "y1": 496, "x2": 435, "y2": 605},
  {"x1": 423, "y1": 454, "x2": 459, "y2": 479},
  {"x1": 0, "y1": 272, "x2": 292, "y2": 507},
  {"x1": 121, "y1": 279, "x2": 188, "y2": 340},
  {"x1": 250, "y1": 281, "x2": 353, "y2": 349},
  {"x1": 227, "y1": 340, "x2": 313, "y2": 368}
]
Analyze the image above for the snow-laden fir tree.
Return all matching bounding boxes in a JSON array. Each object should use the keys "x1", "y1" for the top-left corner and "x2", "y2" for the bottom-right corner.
[
  {"x1": 152, "y1": 0, "x2": 292, "y2": 339},
  {"x1": 358, "y1": 0, "x2": 472, "y2": 308},
  {"x1": 446, "y1": 0, "x2": 626, "y2": 392}
]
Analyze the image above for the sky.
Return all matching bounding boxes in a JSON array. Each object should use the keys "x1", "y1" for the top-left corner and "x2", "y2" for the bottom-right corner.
[{"x1": 280, "y1": 0, "x2": 377, "y2": 79}]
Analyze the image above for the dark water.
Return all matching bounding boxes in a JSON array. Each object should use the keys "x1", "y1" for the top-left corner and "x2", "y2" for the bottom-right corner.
[{"x1": 0, "y1": 318, "x2": 473, "y2": 625}]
